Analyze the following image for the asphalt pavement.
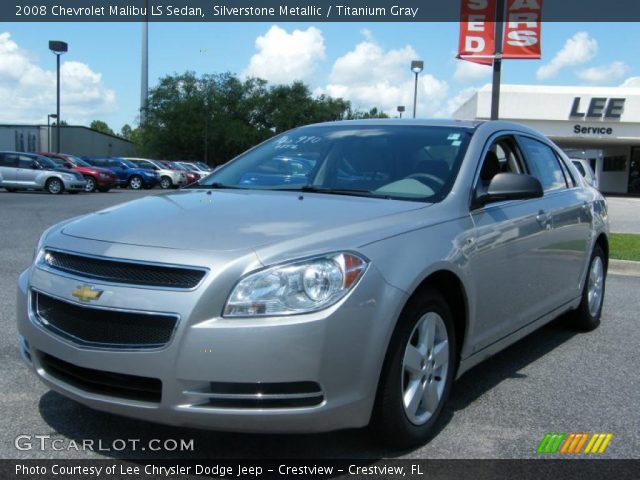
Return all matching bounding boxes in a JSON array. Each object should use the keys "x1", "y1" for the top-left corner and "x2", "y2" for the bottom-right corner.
[
  {"x1": 606, "y1": 196, "x2": 640, "y2": 233},
  {"x1": 0, "y1": 189, "x2": 638, "y2": 459}
]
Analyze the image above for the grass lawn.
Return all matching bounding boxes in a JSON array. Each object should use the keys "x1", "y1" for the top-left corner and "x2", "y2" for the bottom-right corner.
[{"x1": 609, "y1": 233, "x2": 640, "y2": 262}]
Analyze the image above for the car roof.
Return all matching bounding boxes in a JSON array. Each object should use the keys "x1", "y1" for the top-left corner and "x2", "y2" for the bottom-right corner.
[{"x1": 303, "y1": 119, "x2": 484, "y2": 129}]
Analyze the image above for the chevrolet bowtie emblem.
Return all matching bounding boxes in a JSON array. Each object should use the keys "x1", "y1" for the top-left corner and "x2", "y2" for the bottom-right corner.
[{"x1": 71, "y1": 285, "x2": 103, "y2": 302}]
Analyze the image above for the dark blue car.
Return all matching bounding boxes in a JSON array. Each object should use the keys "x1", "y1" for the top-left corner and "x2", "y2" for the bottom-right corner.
[{"x1": 83, "y1": 157, "x2": 159, "y2": 190}]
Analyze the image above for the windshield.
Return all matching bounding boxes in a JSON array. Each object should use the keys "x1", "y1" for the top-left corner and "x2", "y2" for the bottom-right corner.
[
  {"x1": 67, "y1": 155, "x2": 92, "y2": 167},
  {"x1": 36, "y1": 156, "x2": 58, "y2": 169},
  {"x1": 196, "y1": 162, "x2": 211, "y2": 171},
  {"x1": 198, "y1": 125, "x2": 471, "y2": 202},
  {"x1": 120, "y1": 159, "x2": 137, "y2": 168}
]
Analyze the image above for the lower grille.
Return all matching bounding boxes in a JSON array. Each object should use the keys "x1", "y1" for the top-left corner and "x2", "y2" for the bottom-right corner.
[
  {"x1": 40, "y1": 353, "x2": 162, "y2": 403},
  {"x1": 184, "y1": 381, "x2": 324, "y2": 409},
  {"x1": 34, "y1": 291, "x2": 178, "y2": 349}
]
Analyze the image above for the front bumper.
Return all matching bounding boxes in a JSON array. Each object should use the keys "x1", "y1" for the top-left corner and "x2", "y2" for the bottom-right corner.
[
  {"x1": 95, "y1": 176, "x2": 117, "y2": 188},
  {"x1": 61, "y1": 178, "x2": 87, "y2": 191},
  {"x1": 16, "y1": 246, "x2": 406, "y2": 433}
]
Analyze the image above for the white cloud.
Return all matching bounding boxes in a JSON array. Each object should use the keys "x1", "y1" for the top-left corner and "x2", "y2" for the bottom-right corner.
[
  {"x1": 242, "y1": 26, "x2": 325, "y2": 84},
  {"x1": 318, "y1": 37, "x2": 449, "y2": 117},
  {"x1": 619, "y1": 77, "x2": 640, "y2": 88},
  {"x1": 0, "y1": 32, "x2": 116, "y2": 125},
  {"x1": 436, "y1": 87, "x2": 480, "y2": 118},
  {"x1": 536, "y1": 32, "x2": 598, "y2": 80},
  {"x1": 453, "y1": 60, "x2": 492, "y2": 83},
  {"x1": 576, "y1": 61, "x2": 629, "y2": 84}
]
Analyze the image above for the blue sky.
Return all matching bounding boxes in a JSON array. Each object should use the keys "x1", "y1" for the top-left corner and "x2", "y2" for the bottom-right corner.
[{"x1": 1, "y1": 22, "x2": 639, "y2": 131}]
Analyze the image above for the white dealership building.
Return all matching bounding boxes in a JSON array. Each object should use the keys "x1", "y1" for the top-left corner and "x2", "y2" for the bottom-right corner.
[{"x1": 452, "y1": 84, "x2": 640, "y2": 194}]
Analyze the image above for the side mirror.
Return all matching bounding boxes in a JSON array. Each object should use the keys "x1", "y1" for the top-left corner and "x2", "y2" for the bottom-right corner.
[{"x1": 474, "y1": 173, "x2": 543, "y2": 208}]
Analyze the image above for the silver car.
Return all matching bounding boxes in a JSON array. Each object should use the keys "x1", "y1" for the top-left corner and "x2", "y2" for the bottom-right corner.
[
  {"x1": 0, "y1": 151, "x2": 86, "y2": 194},
  {"x1": 17, "y1": 120, "x2": 608, "y2": 447}
]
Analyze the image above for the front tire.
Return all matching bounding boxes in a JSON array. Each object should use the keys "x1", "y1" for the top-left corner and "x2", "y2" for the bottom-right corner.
[
  {"x1": 128, "y1": 175, "x2": 143, "y2": 190},
  {"x1": 160, "y1": 176, "x2": 172, "y2": 189},
  {"x1": 372, "y1": 288, "x2": 456, "y2": 448},
  {"x1": 83, "y1": 176, "x2": 96, "y2": 192},
  {"x1": 46, "y1": 178, "x2": 64, "y2": 195},
  {"x1": 570, "y1": 245, "x2": 606, "y2": 331}
]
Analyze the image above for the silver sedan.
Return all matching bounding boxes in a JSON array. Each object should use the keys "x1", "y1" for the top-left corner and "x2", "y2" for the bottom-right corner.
[{"x1": 17, "y1": 120, "x2": 608, "y2": 447}]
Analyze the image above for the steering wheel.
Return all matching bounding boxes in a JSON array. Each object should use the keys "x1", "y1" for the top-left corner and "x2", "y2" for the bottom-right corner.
[{"x1": 406, "y1": 173, "x2": 445, "y2": 191}]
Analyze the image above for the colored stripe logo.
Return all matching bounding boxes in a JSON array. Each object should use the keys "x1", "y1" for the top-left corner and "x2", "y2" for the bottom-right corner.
[{"x1": 537, "y1": 433, "x2": 613, "y2": 454}]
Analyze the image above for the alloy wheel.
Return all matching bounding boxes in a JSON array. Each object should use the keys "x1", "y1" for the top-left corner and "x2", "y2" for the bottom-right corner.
[
  {"x1": 587, "y1": 256, "x2": 604, "y2": 317},
  {"x1": 129, "y1": 177, "x2": 142, "y2": 190},
  {"x1": 401, "y1": 312, "x2": 449, "y2": 426},
  {"x1": 84, "y1": 177, "x2": 96, "y2": 192}
]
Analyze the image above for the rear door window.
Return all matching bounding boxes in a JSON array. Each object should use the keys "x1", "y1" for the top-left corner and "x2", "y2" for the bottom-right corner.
[{"x1": 0, "y1": 154, "x2": 19, "y2": 167}]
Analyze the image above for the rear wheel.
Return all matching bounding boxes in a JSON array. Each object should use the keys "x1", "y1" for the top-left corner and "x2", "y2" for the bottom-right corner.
[
  {"x1": 46, "y1": 178, "x2": 64, "y2": 195},
  {"x1": 570, "y1": 245, "x2": 606, "y2": 331},
  {"x1": 160, "y1": 176, "x2": 172, "y2": 189},
  {"x1": 372, "y1": 288, "x2": 456, "y2": 448},
  {"x1": 83, "y1": 176, "x2": 96, "y2": 192},
  {"x1": 128, "y1": 175, "x2": 143, "y2": 190}
]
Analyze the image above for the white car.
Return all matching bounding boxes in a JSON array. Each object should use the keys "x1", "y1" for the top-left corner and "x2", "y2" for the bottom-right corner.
[
  {"x1": 124, "y1": 158, "x2": 187, "y2": 189},
  {"x1": 571, "y1": 159, "x2": 598, "y2": 190}
]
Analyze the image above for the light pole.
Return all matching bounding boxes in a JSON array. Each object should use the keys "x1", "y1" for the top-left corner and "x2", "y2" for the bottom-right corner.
[
  {"x1": 47, "y1": 114, "x2": 57, "y2": 152},
  {"x1": 397, "y1": 106, "x2": 405, "y2": 119},
  {"x1": 49, "y1": 40, "x2": 68, "y2": 153},
  {"x1": 410, "y1": 60, "x2": 424, "y2": 119}
]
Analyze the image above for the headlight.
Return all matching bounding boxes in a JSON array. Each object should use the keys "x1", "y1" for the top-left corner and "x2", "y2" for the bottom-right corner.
[
  {"x1": 223, "y1": 252, "x2": 368, "y2": 317},
  {"x1": 62, "y1": 174, "x2": 74, "y2": 181},
  {"x1": 99, "y1": 172, "x2": 110, "y2": 178}
]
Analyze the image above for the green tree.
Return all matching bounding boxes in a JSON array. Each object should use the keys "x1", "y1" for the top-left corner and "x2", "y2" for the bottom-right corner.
[
  {"x1": 89, "y1": 120, "x2": 115, "y2": 135},
  {"x1": 137, "y1": 71, "x2": 386, "y2": 165}
]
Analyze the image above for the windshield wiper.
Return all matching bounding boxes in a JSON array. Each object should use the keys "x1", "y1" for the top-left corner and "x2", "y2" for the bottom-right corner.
[
  {"x1": 297, "y1": 185, "x2": 390, "y2": 199},
  {"x1": 193, "y1": 182, "x2": 245, "y2": 190}
]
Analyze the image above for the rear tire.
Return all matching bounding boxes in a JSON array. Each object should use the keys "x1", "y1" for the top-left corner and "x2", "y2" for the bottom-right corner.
[
  {"x1": 569, "y1": 245, "x2": 606, "y2": 331},
  {"x1": 45, "y1": 178, "x2": 64, "y2": 195},
  {"x1": 372, "y1": 288, "x2": 456, "y2": 448},
  {"x1": 128, "y1": 175, "x2": 143, "y2": 190}
]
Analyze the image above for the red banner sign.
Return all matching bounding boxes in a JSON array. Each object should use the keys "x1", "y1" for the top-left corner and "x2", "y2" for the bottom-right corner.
[
  {"x1": 502, "y1": 0, "x2": 543, "y2": 59},
  {"x1": 458, "y1": 0, "x2": 542, "y2": 64},
  {"x1": 458, "y1": 0, "x2": 496, "y2": 66}
]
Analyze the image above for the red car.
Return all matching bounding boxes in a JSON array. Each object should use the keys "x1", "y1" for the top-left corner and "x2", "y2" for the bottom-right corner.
[
  {"x1": 39, "y1": 153, "x2": 118, "y2": 192},
  {"x1": 157, "y1": 160, "x2": 200, "y2": 185}
]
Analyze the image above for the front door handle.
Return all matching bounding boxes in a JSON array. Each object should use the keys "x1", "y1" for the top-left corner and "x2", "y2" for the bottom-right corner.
[{"x1": 536, "y1": 210, "x2": 552, "y2": 228}]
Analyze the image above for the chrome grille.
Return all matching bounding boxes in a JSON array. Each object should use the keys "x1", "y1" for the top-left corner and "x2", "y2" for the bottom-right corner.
[
  {"x1": 34, "y1": 291, "x2": 178, "y2": 349},
  {"x1": 42, "y1": 249, "x2": 206, "y2": 289}
]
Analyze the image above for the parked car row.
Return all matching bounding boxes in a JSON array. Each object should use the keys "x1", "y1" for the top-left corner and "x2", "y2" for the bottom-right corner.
[{"x1": 0, "y1": 151, "x2": 213, "y2": 194}]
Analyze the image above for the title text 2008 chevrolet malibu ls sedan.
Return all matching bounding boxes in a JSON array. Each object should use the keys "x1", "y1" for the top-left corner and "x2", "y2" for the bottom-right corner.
[{"x1": 17, "y1": 120, "x2": 608, "y2": 447}]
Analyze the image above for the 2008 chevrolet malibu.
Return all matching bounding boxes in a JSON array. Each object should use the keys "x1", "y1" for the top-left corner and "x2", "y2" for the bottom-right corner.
[{"x1": 17, "y1": 120, "x2": 608, "y2": 447}]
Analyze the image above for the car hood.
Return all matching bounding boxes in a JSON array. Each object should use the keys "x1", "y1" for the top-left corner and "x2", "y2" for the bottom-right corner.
[
  {"x1": 51, "y1": 168, "x2": 83, "y2": 179},
  {"x1": 60, "y1": 189, "x2": 427, "y2": 252}
]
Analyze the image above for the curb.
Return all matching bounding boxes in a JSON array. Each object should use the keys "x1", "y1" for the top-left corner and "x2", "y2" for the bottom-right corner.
[{"x1": 609, "y1": 259, "x2": 640, "y2": 277}]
